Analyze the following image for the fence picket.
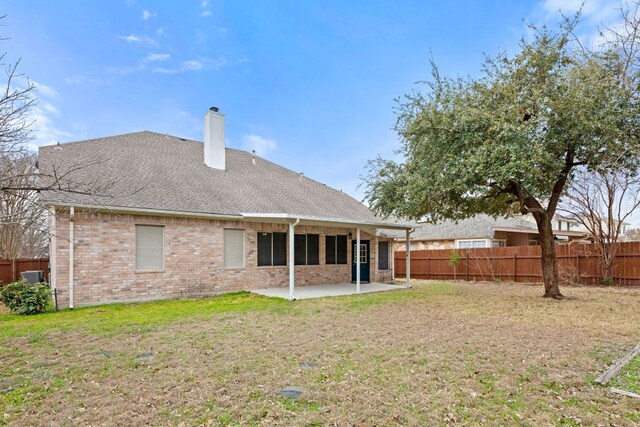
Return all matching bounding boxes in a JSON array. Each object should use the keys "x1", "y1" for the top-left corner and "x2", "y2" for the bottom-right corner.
[
  {"x1": 0, "y1": 258, "x2": 50, "y2": 286},
  {"x1": 394, "y1": 243, "x2": 640, "y2": 286}
]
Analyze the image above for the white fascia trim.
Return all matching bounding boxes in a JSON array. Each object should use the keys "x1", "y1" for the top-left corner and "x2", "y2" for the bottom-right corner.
[
  {"x1": 240, "y1": 212, "x2": 414, "y2": 230},
  {"x1": 46, "y1": 203, "x2": 244, "y2": 221}
]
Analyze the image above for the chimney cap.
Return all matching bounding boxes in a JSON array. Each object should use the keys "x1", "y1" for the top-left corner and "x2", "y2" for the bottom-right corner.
[{"x1": 209, "y1": 106, "x2": 219, "y2": 112}]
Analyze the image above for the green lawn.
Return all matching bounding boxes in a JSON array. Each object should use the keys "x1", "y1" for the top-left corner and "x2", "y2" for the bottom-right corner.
[
  {"x1": 611, "y1": 355, "x2": 640, "y2": 395},
  {"x1": 1, "y1": 280, "x2": 639, "y2": 426}
]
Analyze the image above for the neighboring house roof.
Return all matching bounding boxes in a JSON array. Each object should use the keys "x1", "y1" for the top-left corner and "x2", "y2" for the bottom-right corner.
[
  {"x1": 38, "y1": 131, "x2": 395, "y2": 227},
  {"x1": 409, "y1": 215, "x2": 539, "y2": 240},
  {"x1": 392, "y1": 214, "x2": 586, "y2": 241}
]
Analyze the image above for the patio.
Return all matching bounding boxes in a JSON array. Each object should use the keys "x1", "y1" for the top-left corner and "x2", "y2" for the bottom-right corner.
[{"x1": 251, "y1": 282, "x2": 406, "y2": 300}]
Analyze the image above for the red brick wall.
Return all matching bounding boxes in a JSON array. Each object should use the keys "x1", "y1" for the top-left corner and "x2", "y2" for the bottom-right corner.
[{"x1": 51, "y1": 209, "x2": 394, "y2": 308}]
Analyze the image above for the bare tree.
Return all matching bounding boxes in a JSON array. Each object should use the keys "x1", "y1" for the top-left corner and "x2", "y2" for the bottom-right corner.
[
  {"x1": 0, "y1": 152, "x2": 48, "y2": 258},
  {"x1": 600, "y1": 1, "x2": 640, "y2": 97},
  {"x1": 557, "y1": 0, "x2": 640, "y2": 284},
  {"x1": 0, "y1": 17, "x2": 123, "y2": 262},
  {"x1": 559, "y1": 166, "x2": 640, "y2": 284}
]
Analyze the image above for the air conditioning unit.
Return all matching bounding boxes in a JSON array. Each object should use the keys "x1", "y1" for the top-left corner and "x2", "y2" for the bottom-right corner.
[{"x1": 21, "y1": 270, "x2": 45, "y2": 284}]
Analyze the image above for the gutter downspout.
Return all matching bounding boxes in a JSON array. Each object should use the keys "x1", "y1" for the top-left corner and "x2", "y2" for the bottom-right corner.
[
  {"x1": 406, "y1": 227, "x2": 414, "y2": 288},
  {"x1": 288, "y1": 218, "x2": 300, "y2": 301},
  {"x1": 69, "y1": 206, "x2": 75, "y2": 309}
]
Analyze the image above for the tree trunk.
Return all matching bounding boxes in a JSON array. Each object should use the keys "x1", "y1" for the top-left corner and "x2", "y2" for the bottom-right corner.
[{"x1": 535, "y1": 215, "x2": 564, "y2": 299}]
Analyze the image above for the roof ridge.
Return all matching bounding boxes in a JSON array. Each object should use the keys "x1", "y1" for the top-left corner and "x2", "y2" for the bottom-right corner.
[{"x1": 38, "y1": 130, "x2": 214, "y2": 149}]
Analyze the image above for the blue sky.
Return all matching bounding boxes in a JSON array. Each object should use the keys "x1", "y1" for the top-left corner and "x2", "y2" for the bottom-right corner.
[{"x1": 1, "y1": 0, "x2": 621, "y2": 201}]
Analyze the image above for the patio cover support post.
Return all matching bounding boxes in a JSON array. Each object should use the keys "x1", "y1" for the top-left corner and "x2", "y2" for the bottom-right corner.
[
  {"x1": 356, "y1": 227, "x2": 361, "y2": 293},
  {"x1": 405, "y1": 228, "x2": 411, "y2": 288},
  {"x1": 288, "y1": 218, "x2": 299, "y2": 301}
]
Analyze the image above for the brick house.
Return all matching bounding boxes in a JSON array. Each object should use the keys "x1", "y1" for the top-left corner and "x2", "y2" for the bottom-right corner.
[{"x1": 39, "y1": 108, "x2": 411, "y2": 308}]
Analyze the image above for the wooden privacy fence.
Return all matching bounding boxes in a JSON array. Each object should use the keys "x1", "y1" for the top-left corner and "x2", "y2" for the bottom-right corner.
[
  {"x1": 394, "y1": 242, "x2": 640, "y2": 286},
  {"x1": 0, "y1": 258, "x2": 49, "y2": 286}
]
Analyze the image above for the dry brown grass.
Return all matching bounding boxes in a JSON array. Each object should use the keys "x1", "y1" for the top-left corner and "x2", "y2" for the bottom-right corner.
[{"x1": 1, "y1": 280, "x2": 640, "y2": 426}]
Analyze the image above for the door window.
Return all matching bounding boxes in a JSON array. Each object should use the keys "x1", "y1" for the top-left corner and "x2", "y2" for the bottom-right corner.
[{"x1": 359, "y1": 244, "x2": 368, "y2": 264}]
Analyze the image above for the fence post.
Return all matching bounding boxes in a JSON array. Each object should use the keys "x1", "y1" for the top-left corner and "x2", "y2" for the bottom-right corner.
[
  {"x1": 465, "y1": 252, "x2": 469, "y2": 281},
  {"x1": 11, "y1": 259, "x2": 17, "y2": 283},
  {"x1": 426, "y1": 255, "x2": 430, "y2": 280},
  {"x1": 513, "y1": 253, "x2": 517, "y2": 283}
]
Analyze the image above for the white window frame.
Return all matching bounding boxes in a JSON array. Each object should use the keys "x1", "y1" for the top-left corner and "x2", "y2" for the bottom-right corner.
[
  {"x1": 455, "y1": 239, "x2": 489, "y2": 249},
  {"x1": 135, "y1": 225, "x2": 165, "y2": 271},
  {"x1": 224, "y1": 229, "x2": 245, "y2": 269},
  {"x1": 491, "y1": 239, "x2": 506, "y2": 248}
]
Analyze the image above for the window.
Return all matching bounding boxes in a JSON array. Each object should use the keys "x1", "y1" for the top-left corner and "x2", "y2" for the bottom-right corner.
[
  {"x1": 358, "y1": 244, "x2": 368, "y2": 263},
  {"x1": 325, "y1": 235, "x2": 347, "y2": 264},
  {"x1": 135, "y1": 225, "x2": 164, "y2": 270},
  {"x1": 224, "y1": 229, "x2": 245, "y2": 268},
  {"x1": 528, "y1": 239, "x2": 538, "y2": 246},
  {"x1": 457, "y1": 240, "x2": 487, "y2": 249},
  {"x1": 378, "y1": 241, "x2": 390, "y2": 270},
  {"x1": 257, "y1": 232, "x2": 287, "y2": 266},
  {"x1": 492, "y1": 239, "x2": 506, "y2": 248},
  {"x1": 294, "y1": 234, "x2": 319, "y2": 265}
]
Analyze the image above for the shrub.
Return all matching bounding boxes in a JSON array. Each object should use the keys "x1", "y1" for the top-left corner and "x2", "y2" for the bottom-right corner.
[
  {"x1": 602, "y1": 277, "x2": 614, "y2": 286},
  {"x1": 448, "y1": 249, "x2": 461, "y2": 280},
  {"x1": 0, "y1": 280, "x2": 52, "y2": 315}
]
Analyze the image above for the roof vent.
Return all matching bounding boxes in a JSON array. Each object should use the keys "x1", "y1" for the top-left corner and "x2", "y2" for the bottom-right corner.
[
  {"x1": 210, "y1": 106, "x2": 219, "y2": 112},
  {"x1": 251, "y1": 150, "x2": 256, "y2": 165}
]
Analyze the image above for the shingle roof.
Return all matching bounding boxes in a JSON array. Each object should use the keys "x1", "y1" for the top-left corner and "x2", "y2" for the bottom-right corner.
[
  {"x1": 38, "y1": 131, "x2": 382, "y2": 223},
  {"x1": 409, "y1": 215, "x2": 538, "y2": 240}
]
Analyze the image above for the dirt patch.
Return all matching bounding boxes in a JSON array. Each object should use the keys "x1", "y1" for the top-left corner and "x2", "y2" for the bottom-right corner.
[{"x1": 1, "y1": 280, "x2": 639, "y2": 426}]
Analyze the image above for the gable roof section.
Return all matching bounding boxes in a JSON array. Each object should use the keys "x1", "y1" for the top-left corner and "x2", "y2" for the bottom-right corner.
[{"x1": 38, "y1": 131, "x2": 384, "y2": 224}]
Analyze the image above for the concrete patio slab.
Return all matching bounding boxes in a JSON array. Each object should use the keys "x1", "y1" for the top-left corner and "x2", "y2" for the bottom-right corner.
[{"x1": 252, "y1": 282, "x2": 405, "y2": 300}]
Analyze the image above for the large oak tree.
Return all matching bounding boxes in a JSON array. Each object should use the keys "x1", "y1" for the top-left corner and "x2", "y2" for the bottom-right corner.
[{"x1": 363, "y1": 18, "x2": 640, "y2": 298}]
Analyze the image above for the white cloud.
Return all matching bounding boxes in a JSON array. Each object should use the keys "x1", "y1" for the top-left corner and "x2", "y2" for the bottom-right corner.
[
  {"x1": 119, "y1": 34, "x2": 158, "y2": 46},
  {"x1": 241, "y1": 134, "x2": 277, "y2": 157},
  {"x1": 143, "y1": 53, "x2": 171, "y2": 62},
  {"x1": 151, "y1": 56, "x2": 228, "y2": 74},
  {"x1": 119, "y1": 34, "x2": 141, "y2": 43},
  {"x1": 32, "y1": 80, "x2": 58, "y2": 99},
  {"x1": 201, "y1": 0, "x2": 211, "y2": 17},
  {"x1": 27, "y1": 83, "x2": 72, "y2": 148},
  {"x1": 141, "y1": 10, "x2": 156, "y2": 20},
  {"x1": 541, "y1": 0, "x2": 620, "y2": 24},
  {"x1": 30, "y1": 105, "x2": 73, "y2": 148},
  {"x1": 530, "y1": 0, "x2": 625, "y2": 50},
  {"x1": 182, "y1": 60, "x2": 203, "y2": 70},
  {"x1": 151, "y1": 67, "x2": 178, "y2": 74},
  {"x1": 42, "y1": 103, "x2": 60, "y2": 115}
]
